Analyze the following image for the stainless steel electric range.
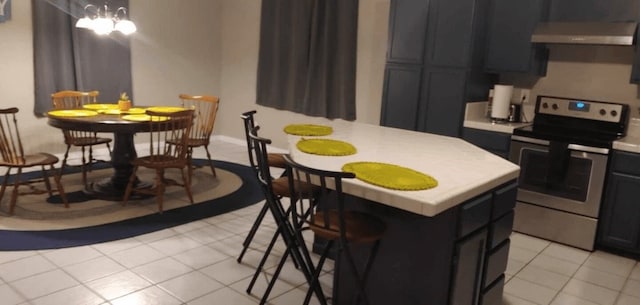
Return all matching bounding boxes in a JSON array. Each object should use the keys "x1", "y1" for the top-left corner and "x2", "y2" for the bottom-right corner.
[{"x1": 509, "y1": 96, "x2": 629, "y2": 250}]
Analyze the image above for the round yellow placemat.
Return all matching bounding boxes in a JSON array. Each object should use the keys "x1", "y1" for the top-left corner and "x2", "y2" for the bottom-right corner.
[
  {"x1": 103, "y1": 108, "x2": 146, "y2": 115},
  {"x1": 296, "y1": 138, "x2": 356, "y2": 156},
  {"x1": 342, "y1": 162, "x2": 438, "y2": 191},
  {"x1": 47, "y1": 110, "x2": 98, "y2": 117},
  {"x1": 284, "y1": 124, "x2": 333, "y2": 136},
  {"x1": 146, "y1": 106, "x2": 186, "y2": 113},
  {"x1": 121, "y1": 114, "x2": 169, "y2": 122},
  {"x1": 82, "y1": 104, "x2": 119, "y2": 111}
]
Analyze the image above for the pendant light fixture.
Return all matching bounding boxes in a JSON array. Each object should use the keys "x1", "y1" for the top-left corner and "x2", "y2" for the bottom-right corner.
[{"x1": 75, "y1": 2, "x2": 136, "y2": 35}]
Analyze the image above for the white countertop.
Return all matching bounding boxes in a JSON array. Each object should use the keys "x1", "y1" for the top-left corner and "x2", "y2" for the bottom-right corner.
[
  {"x1": 463, "y1": 101, "x2": 531, "y2": 134},
  {"x1": 614, "y1": 118, "x2": 640, "y2": 153},
  {"x1": 287, "y1": 120, "x2": 520, "y2": 217}
]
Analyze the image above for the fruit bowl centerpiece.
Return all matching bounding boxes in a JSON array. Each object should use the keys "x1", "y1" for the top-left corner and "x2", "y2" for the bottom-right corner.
[{"x1": 118, "y1": 92, "x2": 131, "y2": 111}]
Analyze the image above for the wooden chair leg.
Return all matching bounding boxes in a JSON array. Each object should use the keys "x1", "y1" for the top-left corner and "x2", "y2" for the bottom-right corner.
[
  {"x1": 155, "y1": 169, "x2": 165, "y2": 212},
  {"x1": 52, "y1": 165, "x2": 69, "y2": 208},
  {"x1": 0, "y1": 168, "x2": 12, "y2": 204},
  {"x1": 203, "y1": 146, "x2": 217, "y2": 177},
  {"x1": 9, "y1": 169, "x2": 23, "y2": 215},
  {"x1": 122, "y1": 166, "x2": 138, "y2": 206},
  {"x1": 181, "y1": 168, "x2": 194, "y2": 204}
]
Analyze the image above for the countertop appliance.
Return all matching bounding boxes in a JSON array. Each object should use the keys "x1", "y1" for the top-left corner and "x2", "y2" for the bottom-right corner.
[{"x1": 509, "y1": 96, "x2": 629, "y2": 250}]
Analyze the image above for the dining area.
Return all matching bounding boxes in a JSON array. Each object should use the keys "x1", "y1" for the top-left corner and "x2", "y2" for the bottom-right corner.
[{"x1": 0, "y1": 90, "x2": 221, "y2": 217}]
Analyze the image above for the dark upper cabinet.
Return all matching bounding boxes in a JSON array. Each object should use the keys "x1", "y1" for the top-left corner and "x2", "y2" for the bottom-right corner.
[
  {"x1": 381, "y1": 0, "x2": 493, "y2": 137},
  {"x1": 387, "y1": 0, "x2": 430, "y2": 64},
  {"x1": 549, "y1": 0, "x2": 640, "y2": 21},
  {"x1": 598, "y1": 150, "x2": 640, "y2": 256},
  {"x1": 425, "y1": 0, "x2": 476, "y2": 68},
  {"x1": 484, "y1": 0, "x2": 549, "y2": 74}
]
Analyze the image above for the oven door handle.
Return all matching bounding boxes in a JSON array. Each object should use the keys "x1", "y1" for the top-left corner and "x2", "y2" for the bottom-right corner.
[{"x1": 511, "y1": 135, "x2": 610, "y2": 154}]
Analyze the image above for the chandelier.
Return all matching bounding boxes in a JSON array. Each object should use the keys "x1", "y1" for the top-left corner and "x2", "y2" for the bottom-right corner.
[{"x1": 75, "y1": 2, "x2": 136, "y2": 35}]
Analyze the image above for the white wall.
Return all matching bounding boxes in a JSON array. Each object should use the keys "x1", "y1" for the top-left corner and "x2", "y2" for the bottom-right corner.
[
  {"x1": 502, "y1": 45, "x2": 640, "y2": 118},
  {"x1": 0, "y1": 0, "x2": 389, "y2": 154}
]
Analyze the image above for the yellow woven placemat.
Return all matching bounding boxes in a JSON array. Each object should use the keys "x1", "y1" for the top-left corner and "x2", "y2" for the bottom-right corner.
[
  {"x1": 121, "y1": 114, "x2": 169, "y2": 122},
  {"x1": 342, "y1": 162, "x2": 438, "y2": 191},
  {"x1": 296, "y1": 138, "x2": 357, "y2": 156},
  {"x1": 47, "y1": 110, "x2": 98, "y2": 117},
  {"x1": 284, "y1": 124, "x2": 333, "y2": 136}
]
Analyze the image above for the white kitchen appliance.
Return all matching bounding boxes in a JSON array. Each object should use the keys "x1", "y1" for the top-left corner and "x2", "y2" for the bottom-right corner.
[
  {"x1": 510, "y1": 96, "x2": 629, "y2": 250},
  {"x1": 491, "y1": 84, "x2": 513, "y2": 121}
]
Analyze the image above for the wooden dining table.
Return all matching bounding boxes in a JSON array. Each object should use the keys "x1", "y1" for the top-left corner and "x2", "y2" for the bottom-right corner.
[{"x1": 47, "y1": 108, "x2": 178, "y2": 200}]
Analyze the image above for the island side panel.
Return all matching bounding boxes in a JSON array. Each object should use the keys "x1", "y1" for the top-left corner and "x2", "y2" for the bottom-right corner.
[{"x1": 333, "y1": 180, "x2": 517, "y2": 305}]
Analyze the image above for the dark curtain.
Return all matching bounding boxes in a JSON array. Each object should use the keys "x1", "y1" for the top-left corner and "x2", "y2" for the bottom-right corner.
[
  {"x1": 33, "y1": 0, "x2": 132, "y2": 116},
  {"x1": 256, "y1": 0, "x2": 358, "y2": 120}
]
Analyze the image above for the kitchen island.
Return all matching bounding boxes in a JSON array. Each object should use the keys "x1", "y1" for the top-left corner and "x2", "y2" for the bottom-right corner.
[{"x1": 287, "y1": 120, "x2": 520, "y2": 305}]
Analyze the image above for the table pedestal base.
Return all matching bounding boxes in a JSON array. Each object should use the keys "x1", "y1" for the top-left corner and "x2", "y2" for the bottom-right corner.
[{"x1": 84, "y1": 177, "x2": 153, "y2": 201}]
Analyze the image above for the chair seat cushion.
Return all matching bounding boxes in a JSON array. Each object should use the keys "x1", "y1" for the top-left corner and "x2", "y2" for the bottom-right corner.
[
  {"x1": 0, "y1": 153, "x2": 60, "y2": 167},
  {"x1": 271, "y1": 176, "x2": 317, "y2": 198},
  {"x1": 309, "y1": 210, "x2": 386, "y2": 243},
  {"x1": 267, "y1": 153, "x2": 286, "y2": 168},
  {"x1": 132, "y1": 156, "x2": 188, "y2": 169},
  {"x1": 70, "y1": 137, "x2": 112, "y2": 146}
]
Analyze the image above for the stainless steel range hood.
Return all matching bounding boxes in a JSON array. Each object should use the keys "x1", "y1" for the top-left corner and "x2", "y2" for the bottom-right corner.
[{"x1": 531, "y1": 22, "x2": 637, "y2": 45}]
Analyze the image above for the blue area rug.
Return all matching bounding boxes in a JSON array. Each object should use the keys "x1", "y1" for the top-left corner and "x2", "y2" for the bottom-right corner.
[{"x1": 0, "y1": 160, "x2": 263, "y2": 251}]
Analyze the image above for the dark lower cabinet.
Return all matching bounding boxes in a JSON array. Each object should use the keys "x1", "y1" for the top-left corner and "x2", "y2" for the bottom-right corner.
[
  {"x1": 598, "y1": 150, "x2": 640, "y2": 257},
  {"x1": 450, "y1": 229, "x2": 488, "y2": 305},
  {"x1": 380, "y1": 64, "x2": 423, "y2": 130},
  {"x1": 462, "y1": 127, "x2": 511, "y2": 159}
]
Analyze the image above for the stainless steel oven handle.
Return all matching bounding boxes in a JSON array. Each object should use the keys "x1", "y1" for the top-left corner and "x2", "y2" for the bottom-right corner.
[{"x1": 511, "y1": 135, "x2": 610, "y2": 154}]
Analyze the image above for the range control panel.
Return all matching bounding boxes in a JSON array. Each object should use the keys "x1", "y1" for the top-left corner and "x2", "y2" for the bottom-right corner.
[{"x1": 537, "y1": 96, "x2": 626, "y2": 123}]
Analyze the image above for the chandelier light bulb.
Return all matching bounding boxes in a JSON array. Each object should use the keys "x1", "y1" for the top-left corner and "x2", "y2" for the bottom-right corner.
[
  {"x1": 75, "y1": 17, "x2": 93, "y2": 29},
  {"x1": 76, "y1": 3, "x2": 135, "y2": 36},
  {"x1": 115, "y1": 20, "x2": 137, "y2": 35},
  {"x1": 93, "y1": 17, "x2": 114, "y2": 35}
]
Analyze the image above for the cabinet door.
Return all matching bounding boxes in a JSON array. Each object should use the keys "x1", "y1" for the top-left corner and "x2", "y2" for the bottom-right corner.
[
  {"x1": 380, "y1": 64, "x2": 423, "y2": 130},
  {"x1": 424, "y1": 0, "x2": 477, "y2": 68},
  {"x1": 387, "y1": 0, "x2": 431, "y2": 64},
  {"x1": 462, "y1": 128, "x2": 511, "y2": 159},
  {"x1": 484, "y1": 0, "x2": 549, "y2": 74},
  {"x1": 549, "y1": 0, "x2": 640, "y2": 21},
  {"x1": 418, "y1": 68, "x2": 467, "y2": 137},
  {"x1": 598, "y1": 172, "x2": 640, "y2": 252},
  {"x1": 450, "y1": 229, "x2": 488, "y2": 305}
]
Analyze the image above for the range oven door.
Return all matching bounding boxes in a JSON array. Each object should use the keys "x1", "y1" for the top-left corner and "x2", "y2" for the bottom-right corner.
[{"x1": 509, "y1": 135, "x2": 609, "y2": 218}]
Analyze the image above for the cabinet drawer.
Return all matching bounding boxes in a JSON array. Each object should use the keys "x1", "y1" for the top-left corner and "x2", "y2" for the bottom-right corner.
[
  {"x1": 489, "y1": 211, "x2": 514, "y2": 249},
  {"x1": 484, "y1": 239, "x2": 510, "y2": 287},
  {"x1": 493, "y1": 182, "x2": 517, "y2": 220},
  {"x1": 480, "y1": 274, "x2": 505, "y2": 305},
  {"x1": 459, "y1": 193, "x2": 492, "y2": 238},
  {"x1": 611, "y1": 150, "x2": 640, "y2": 176}
]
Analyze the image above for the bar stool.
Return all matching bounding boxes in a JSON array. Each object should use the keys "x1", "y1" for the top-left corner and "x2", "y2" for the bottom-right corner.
[
  {"x1": 246, "y1": 126, "x2": 326, "y2": 305},
  {"x1": 238, "y1": 110, "x2": 287, "y2": 263},
  {"x1": 283, "y1": 154, "x2": 386, "y2": 305}
]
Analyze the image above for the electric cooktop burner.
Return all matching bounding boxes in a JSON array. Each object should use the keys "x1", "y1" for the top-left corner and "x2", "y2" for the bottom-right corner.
[{"x1": 513, "y1": 96, "x2": 630, "y2": 148}]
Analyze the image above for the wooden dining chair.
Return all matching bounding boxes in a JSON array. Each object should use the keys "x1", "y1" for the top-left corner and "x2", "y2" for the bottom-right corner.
[
  {"x1": 122, "y1": 109, "x2": 195, "y2": 213},
  {"x1": 51, "y1": 90, "x2": 112, "y2": 187},
  {"x1": 283, "y1": 154, "x2": 387, "y2": 305},
  {"x1": 0, "y1": 107, "x2": 68, "y2": 214},
  {"x1": 169, "y1": 94, "x2": 220, "y2": 180}
]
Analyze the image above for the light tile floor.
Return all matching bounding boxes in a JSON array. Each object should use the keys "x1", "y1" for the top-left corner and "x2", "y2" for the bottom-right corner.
[{"x1": 0, "y1": 138, "x2": 638, "y2": 305}]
